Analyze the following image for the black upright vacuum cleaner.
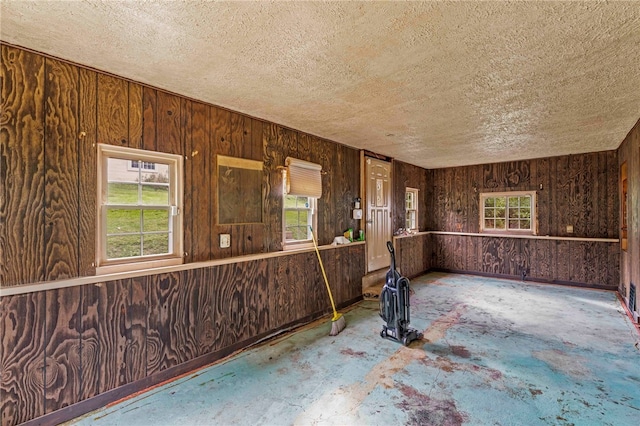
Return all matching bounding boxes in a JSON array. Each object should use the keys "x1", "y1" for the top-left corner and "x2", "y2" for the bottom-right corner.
[{"x1": 379, "y1": 241, "x2": 422, "y2": 346}]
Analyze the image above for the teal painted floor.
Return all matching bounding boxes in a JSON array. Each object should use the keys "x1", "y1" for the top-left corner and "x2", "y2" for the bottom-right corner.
[{"x1": 68, "y1": 273, "x2": 640, "y2": 425}]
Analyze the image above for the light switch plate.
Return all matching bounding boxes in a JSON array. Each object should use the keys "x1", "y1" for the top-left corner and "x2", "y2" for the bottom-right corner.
[
  {"x1": 353, "y1": 209, "x2": 362, "y2": 219},
  {"x1": 220, "y1": 233, "x2": 230, "y2": 248}
]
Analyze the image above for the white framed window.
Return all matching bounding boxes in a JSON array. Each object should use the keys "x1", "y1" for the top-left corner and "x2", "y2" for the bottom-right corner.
[
  {"x1": 405, "y1": 187, "x2": 419, "y2": 230},
  {"x1": 480, "y1": 191, "x2": 536, "y2": 234},
  {"x1": 96, "y1": 144, "x2": 184, "y2": 274},
  {"x1": 283, "y1": 194, "x2": 317, "y2": 249},
  {"x1": 282, "y1": 158, "x2": 321, "y2": 250}
]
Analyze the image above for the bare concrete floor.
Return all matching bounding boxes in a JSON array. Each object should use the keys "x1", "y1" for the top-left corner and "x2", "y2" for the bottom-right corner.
[{"x1": 68, "y1": 273, "x2": 640, "y2": 425}]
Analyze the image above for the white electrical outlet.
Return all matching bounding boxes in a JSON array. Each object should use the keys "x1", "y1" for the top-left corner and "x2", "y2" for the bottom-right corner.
[{"x1": 220, "y1": 234, "x2": 230, "y2": 248}]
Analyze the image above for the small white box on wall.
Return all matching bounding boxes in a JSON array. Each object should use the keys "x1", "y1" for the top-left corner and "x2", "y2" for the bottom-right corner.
[{"x1": 352, "y1": 209, "x2": 362, "y2": 219}]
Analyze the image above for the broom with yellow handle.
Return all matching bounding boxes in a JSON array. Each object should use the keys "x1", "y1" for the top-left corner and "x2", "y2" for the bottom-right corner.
[{"x1": 310, "y1": 226, "x2": 346, "y2": 336}]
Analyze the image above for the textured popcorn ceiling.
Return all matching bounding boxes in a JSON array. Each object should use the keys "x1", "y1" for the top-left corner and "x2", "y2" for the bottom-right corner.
[{"x1": 2, "y1": 1, "x2": 640, "y2": 168}]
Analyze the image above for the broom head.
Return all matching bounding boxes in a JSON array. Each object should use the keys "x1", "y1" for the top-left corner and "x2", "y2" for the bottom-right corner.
[{"x1": 329, "y1": 313, "x2": 346, "y2": 336}]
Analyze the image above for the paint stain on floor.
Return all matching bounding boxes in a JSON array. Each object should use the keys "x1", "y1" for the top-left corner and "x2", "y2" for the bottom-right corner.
[
  {"x1": 66, "y1": 273, "x2": 640, "y2": 426},
  {"x1": 396, "y1": 383, "x2": 467, "y2": 426}
]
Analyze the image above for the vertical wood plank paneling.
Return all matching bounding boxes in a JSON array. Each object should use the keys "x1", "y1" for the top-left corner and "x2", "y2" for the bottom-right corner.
[
  {"x1": 467, "y1": 166, "x2": 480, "y2": 233},
  {"x1": 128, "y1": 82, "x2": 143, "y2": 149},
  {"x1": 466, "y1": 235, "x2": 481, "y2": 273},
  {"x1": 250, "y1": 117, "x2": 264, "y2": 162},
  {"x1": 583, "y1": 153, "x2": 598, "y2": 237},
  {"x1": 313, "y1": 138, "x2": 335, "y2": 245},
  {"x1": 0, "y1": 293, "x2": 47, "y2": 424},
  {"x1": 317, "y1": 250, "x2": 335, "y2": 316},
  {"x1": 0, "y1": 45, "x2": 46, "y2": 287},
  {"x1": 44, "y1": 287, "x2": 82, "y2": 414},
  {"x1": 77, "y1": 68, "x2": 97, "y2": 277},
  {"x1": 211, "y1": 107, "x2": 231, "y2": 259},
  {"x1": 142, "y1": 86, "x2": 157, "y2": 151},
  {"x1": 556, "y1": 240, "x2": 571, "y2": 281},
  {"x1": 597, "y1": 151, "x2": 609, "y2": 238},
  {"x1": 181, "y1": 99, "x2": 193, "y2": 264},
  {"x1": 266, "y1": 258, "x2": 279, "y2": 331},
  {"x1": 127, "y1": 276, "x2": 148, "y2": 383},
  {"x1": 97, "y1": 74, "x2": 128, "y2": 146},
  {"x1": 195, "y1": 267, "x2": 216, "y2": 356},
  {"x1": 211, "y1": 264, "x2": 233, "y2": 349},
  {"x1": 156, "y1": 91, "x2": 181, "y2": 155},
  {"x1": 606, "y1": 151, "x2": 619, "y2": 239},
  {"x1": 556, "y1": 155, "x2": 572, "y2": 236},
  {"x1": 229, "y1": 111, "x2": 245, "y2": 158},
  {"x1": 189, "y1": 101, "x2": 211, "y2": 262},
  {"x1": 147, "y1": 272, "x2": 181, "y2": 375},
  {"x1": 44, "y1": 58, "x2": 79, "y2": 281},
  {"x1": 169, "y1": 270, "x2": 198, "y2": 364},
  {"x1": 538, "y1": 158, "x2": 551, "y2": 236},
  {"x1": 297, "y1": 132, "x2": 311, "y2": 161},
  {"x1": 349, "y1": 244, "x2": 366, "y2": 301},
  {"x1": 212, "y1": 107, "x2": 231, "y2": 157},
  {"x1": 263, "y1": 123, "x2": 283, "y2": 252},
  {"x1": 251, "y1": 259, "x2": 271, "y2": 336},
  {"x1": 275, "y1": 255, "x2": 293, "y2": 326},
  {"x1": 79, "y1": 282, "x2": 101, "y2": 401},
  {"x1": 97, "y1": 279, "x2": 131, "y2": 392}
]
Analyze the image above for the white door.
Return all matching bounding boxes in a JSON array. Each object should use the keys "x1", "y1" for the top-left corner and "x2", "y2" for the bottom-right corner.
[{"x1": 365, "y1": 157, "x2": 392, "y2": 272}]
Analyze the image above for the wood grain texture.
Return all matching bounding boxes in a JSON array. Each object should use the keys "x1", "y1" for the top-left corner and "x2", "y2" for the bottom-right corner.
[
  {"x1": 1, "y1": 292, "x2": 47, "y2": 424},
  {"x1": 44, "y1": 57, "x2": 79, "y2": 281},
  {"x1": 157, "y1": 91, "x2": 182, "y2": 154},
  {"x1": 44, "y1": 287, "x2": 82, "y2": 414},
  {"x1": 189, "y1": 101, "x2": 213, "y2": 262},
  {"x1": 0, "y1": 45, "x2": 46, "y2": 287},
  {"x1": 128, "y1": 82, "x2": 143, "y2": 149},
  {"x1": 181, "y1": 99, "x2": 194, "y2": 264},
  {"x1": 347, "y1": 244, "x2": 366, "y2": 302},
  {"x1": 97, "y1": 74, "x2": 128, "y2": 146},
  {"x1": 211, "y1": 107, "x2": 231, "y2": 259},
  {"x1": 147, "y1": 272, "x2": 182, "y2": 375},
  {"x1": 535, "y1": 157, "x2": 551, "y2": 236},
  {"x1": 142, "y1": 87, "x2": 157, "y2": 151},
  {"x1": 229, "y1": 111, "x2": 245, "y2": 158},
  {"x1": 77, "y1": 68, "x2": 97, "y2": 277},
  {"x1": 250, "y1": 118, "x2": 264, "y2": 162},
  {"x1": 312, "y1": 137, "x2": 334, "y2": 245},
  {"x1": 263, "y1": 123, "x2": 283, "y2": 252}
]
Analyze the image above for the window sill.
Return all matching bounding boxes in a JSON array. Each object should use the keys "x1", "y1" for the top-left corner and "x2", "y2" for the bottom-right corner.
[{"x1": 96, "y1": 257, "x2": 184, "y2": 275}]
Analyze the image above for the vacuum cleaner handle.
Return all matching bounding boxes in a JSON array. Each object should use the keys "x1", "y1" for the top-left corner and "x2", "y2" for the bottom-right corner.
[{"x1": 387, "y1": 241, "x2": 394, "y2": 254}]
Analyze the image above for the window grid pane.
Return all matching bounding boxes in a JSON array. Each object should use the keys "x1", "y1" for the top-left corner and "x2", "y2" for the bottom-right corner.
[
  {"x1": 284, "y1": 195, "x2": 312, "y2": 242},
  {"x1": 482, "y1": 194, "x2": 533, "y2": 232},
  {"x1": 99, "y1": 145, "x2": 181, "y2": 267}
]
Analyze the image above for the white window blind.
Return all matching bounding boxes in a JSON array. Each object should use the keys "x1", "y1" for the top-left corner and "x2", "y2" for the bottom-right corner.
[{"x1": 285, "y1": 157, "x2": 322, "y2": 198}]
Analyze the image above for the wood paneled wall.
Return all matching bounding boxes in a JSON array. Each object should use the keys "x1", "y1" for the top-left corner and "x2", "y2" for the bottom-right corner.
[
  {"x1": 0, "y1": 44, "x2": 360, "y2": 287},
  {"x1": 392, "y1": 160, "x2": 430, "y2": 233},
  {"x1": 618, "y1": 118, "x2": 640, "y2": 312},
  {"x1": 428, "y1": 152, "x2": 619, "y2": 237},
  {"x1": 1, "y1": 43, "x2": 364, "y2": 425},
  {"x1": 0, "y1": 245, "x2": 364, "y2": 425},
  {"x1": 392, "y1": 151, "x2": 621, "y2": 288}
]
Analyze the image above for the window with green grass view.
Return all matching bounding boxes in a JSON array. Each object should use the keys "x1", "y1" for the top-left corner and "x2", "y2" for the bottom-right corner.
[
  {"x1": 480, "y1": 191, "x2": 536, "y2": 234},
  {"x1": 284, "y1": 195, "x2": 315, "y2": 243},
  {"x1": 97, "y1": 144, "x2": 183, "y2": 272}
]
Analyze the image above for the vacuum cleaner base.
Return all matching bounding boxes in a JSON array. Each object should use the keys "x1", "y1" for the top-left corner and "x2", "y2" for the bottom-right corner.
[{"x1": 380, "y1": 325, "x2": 423, "y2": 346}]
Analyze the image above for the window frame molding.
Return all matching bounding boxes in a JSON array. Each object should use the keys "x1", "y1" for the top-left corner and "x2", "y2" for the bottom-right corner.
[
  {"x1": 282, "y1": 194, "x2": 317, "y2": 250},
  {"x1": 96, "y1": 144, "x2": 184, "y2": 274},
  {"x1": 405, "y1": 187, "x2": 419, "y2": 231},
  {"x1": 479, "y1": 190, "x2": 537, "y2": 235}
]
